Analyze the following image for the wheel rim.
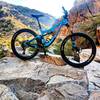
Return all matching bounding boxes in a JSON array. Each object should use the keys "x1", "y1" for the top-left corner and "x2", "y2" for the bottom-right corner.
[
  {"x1": 62, "y1": 34, "x2": 95, "y2": 65},
  {"x1": 14, "y1": 31, "x2": 38, "y2": 58}
]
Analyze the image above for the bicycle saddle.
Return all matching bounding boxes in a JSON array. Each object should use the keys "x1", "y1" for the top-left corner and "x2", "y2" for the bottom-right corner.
[{"x1": 31, "y1": 14, "x2": 44, "y2": 19}]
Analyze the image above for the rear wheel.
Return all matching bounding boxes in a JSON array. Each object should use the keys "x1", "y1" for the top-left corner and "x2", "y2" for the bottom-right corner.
[
  {"x1": 11, "y1": 29, "x2": 39, "y2": 60},
  {"x1": 61, "y1": 33, "x2": 96, "y2": 68}
]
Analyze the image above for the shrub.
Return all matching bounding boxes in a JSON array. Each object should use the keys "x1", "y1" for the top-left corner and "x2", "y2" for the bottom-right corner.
[
  {"x1": 76, "y1": 14, "x2": 100, "y2": 44},
  {"x1": 0, "y1": 45, "x2": 4, "y2": 59},
  {"x1": 53, "y1": 40, "x2": 73, "y2": 56}
]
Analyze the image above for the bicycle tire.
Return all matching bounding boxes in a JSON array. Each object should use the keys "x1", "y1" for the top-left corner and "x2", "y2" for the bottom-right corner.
[
  {"x1": 61, "y1": 33, "x2": 96, "y2": 68},
  {"x1": 11, "y1": 29, "x2": 39, "y2": 60}
]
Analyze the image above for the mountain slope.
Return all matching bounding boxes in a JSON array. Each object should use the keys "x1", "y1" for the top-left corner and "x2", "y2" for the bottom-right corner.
[
  {"x1": 0, "y1": 1, "x2": 55, "y2": 58},
  {"x1": 70, "y1": 0, "x2": 100, "y2": 24},
  {"x1": 0, "y1": 1, "x2": 55, "y2": 31}
]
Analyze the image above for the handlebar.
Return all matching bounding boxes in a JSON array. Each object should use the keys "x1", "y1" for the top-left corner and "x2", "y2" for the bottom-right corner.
[{"x1": 62, "y1": 6, "x2": 68, "y2": 17}]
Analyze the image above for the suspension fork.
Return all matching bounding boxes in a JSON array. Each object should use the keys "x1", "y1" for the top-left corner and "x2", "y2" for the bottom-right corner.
[
  {"x1": 71, "y1": 31, "x2": 77, "y2": 48},
  {"x1": 65, "y1": 25, "x2": 77, "y2": 48},
  {"x1": 71, "y1": 31, "x2": 80, "y2": 62},
  {"x1": 65, "y1": 24, "x2": 76, "y2": 48}
]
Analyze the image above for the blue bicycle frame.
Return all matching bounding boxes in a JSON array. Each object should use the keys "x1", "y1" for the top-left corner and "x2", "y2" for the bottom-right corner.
[{"x1": 26, "y1": 7, "x2": 71, "y2": 48}]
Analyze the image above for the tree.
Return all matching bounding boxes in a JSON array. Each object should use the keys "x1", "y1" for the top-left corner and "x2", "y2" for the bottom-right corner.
[{"x1": 0, "y1": 6, "x2": 4, "y2": 18}]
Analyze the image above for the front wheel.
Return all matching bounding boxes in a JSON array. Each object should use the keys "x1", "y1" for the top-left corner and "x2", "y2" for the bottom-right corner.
[
  {"x1": 11, "y1": 29, "x2": 39, "y2": 60},
  {"x1": 61, "y1": 33, "x2": 96, "y2": 68}
]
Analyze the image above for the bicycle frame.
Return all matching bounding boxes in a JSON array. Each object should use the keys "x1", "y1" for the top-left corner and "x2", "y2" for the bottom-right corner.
[
  {"x1": 24, "y1": 7, "x2": 76, "y2": 49},
  {"x1": 26, "y1": 15, "x2": 69, "y2": 48}
]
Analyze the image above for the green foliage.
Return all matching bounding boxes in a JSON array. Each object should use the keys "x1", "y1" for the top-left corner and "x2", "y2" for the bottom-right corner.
[
  {"x1": 0, "y1": 6, "x2": 4, "y2": 17},
  {"x1": 0, "y1": 45, "x2": 4, "y2": 59},
  {"x1": 53, "y1": 40, "x2": 73, "y2": 56},
  {"x1": 77, "y1": 14, "x2": 100, "y2": 43},
  {"x1": 0, "y1": 19, "x2": 14, "y2": 35},
  {"x1": 53, "y1": 43, "x2": 61, "y2": 55},
  {"x1": 0, "y1": 9, "x2": 3, "y2": 14}
]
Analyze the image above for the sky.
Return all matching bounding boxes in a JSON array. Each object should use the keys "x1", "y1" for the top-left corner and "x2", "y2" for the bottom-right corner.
[{"x1": 0, "y1": 0, "x2": 75, "y2": 18}]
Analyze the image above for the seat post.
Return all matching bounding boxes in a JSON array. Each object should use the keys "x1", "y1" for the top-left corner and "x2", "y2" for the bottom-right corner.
[
  {"x1": 31, "y1": 14, "x2": 44, "y2": 32},
  {"x1": 36, "y1": 18, "x2": 42, "y2": 30}
]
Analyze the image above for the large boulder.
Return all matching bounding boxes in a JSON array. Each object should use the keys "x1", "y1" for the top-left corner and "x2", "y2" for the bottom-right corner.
[
  {"x1": 85, "y1": 61, "x2": 100, "y2": 91},
  {"x1": 0, "y1": 57, "x2": 88, "y2": 84},
  {"x1": 0, "y1": 57, "x2": 88, "y2": 100},
  {"x1": 84, "y1": 48, "x2": 100, "y2": 100},
  {"x1": 38, "y1": 82, "x2": 88, "y2": 100}
]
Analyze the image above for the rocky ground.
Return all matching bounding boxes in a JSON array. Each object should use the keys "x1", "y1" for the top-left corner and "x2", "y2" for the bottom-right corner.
[{"x1": 0, "y1": 48, "x2": 100, "y2": 100}]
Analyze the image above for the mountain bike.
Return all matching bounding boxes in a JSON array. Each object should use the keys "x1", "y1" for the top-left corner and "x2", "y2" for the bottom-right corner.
[{"x1": 11, "y1": 7, "x2": 96, "y2": 68}]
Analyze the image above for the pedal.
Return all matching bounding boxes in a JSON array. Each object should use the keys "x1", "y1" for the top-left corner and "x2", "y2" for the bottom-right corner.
[{"x1": 43, "y1": 47, "x2": 47, "y2": 56}]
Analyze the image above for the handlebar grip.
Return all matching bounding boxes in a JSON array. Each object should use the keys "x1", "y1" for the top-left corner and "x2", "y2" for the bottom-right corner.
[
  {"x1": 62, "y1": 6, "x2": 68, "y2": 16},
  {"x1": 62, "y1": 6, "x2": 66, "y2": 12}
]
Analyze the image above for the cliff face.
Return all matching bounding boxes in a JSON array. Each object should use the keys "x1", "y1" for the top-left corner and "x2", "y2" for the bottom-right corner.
[
  {"x1": 70, "y1": 0, "x2": 100, "y2": 24},
  {"x1": 69, "y1": 0, "x2": 100, "y2": 44}
]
